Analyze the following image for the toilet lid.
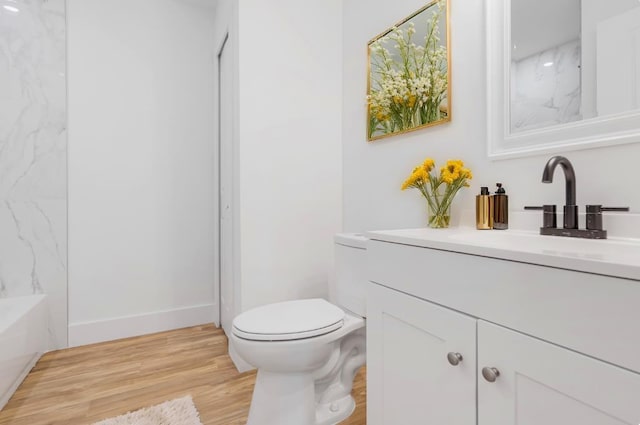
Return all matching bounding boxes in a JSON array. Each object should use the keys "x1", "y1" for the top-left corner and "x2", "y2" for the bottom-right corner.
[{"x1": 232, "y1": 299, "x2": 345, "y2": 341}]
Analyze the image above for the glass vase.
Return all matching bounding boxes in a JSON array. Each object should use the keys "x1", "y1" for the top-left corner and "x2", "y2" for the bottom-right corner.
[{"x1": 427, "y1": 200, "x2": 452, "y2": 229}]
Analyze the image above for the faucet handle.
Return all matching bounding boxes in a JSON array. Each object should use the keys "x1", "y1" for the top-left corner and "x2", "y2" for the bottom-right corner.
[
  {"x1": 586, "y1": 205, "x2": 630, "y2": 231},
  {"x1": 586, "y1": 205, "x2": 630, "y2": 213},
  {"x1": 600, "y1": 207, "x2": 630, "y2": 212}
]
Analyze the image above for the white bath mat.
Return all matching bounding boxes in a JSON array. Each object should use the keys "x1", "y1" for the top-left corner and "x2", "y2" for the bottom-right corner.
[{"x1": 93, "y1": 395, "x2": 203, "y2": 425}]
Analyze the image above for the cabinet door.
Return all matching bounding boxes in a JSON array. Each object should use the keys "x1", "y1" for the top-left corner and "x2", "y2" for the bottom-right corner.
[
  {"x1": 367, "y1": 283, "x2": 477, "y2": 425},
  {"x1": 478, "y1": 321, "x2": 640, "y2": 425}
]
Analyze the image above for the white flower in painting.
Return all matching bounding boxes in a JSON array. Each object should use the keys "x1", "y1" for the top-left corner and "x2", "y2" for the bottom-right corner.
[
  {"x1": 407, "y1": 22, "x2": 416, "y2": 36},
  {"x1": 409, "y1": 76, "x2": 432, "y2": 106}
]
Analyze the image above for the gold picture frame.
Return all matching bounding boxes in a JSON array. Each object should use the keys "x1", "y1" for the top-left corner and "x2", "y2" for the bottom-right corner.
[{"x1": 367, "y1": 0, "x2": 451, "y2": 141}]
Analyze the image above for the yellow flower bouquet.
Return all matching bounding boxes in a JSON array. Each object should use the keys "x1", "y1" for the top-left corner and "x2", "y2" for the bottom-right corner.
[{"x1": 402, "y1": 158, "x2": 472, "y2": 228}]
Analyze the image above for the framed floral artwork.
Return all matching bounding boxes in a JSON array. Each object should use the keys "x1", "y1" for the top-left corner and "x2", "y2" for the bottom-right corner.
[{"x1": 367, "y1": 0, "x2": 451, "y2": 141}]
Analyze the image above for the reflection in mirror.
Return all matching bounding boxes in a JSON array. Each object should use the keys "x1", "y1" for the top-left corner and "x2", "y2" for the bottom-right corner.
[
  {"x1": 367, "y1": 0, "x2": 450, "y2": 141},
  {"x1": 510, "y1": 0, "x2": 640, "y2": 134}
]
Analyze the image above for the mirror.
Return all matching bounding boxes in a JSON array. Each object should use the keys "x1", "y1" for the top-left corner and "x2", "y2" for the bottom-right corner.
[
  {"x1": 367, "y1": 0, "x2": 451, "y2": 141},
  {"x1": 487, "y1": 0, "x2": 640, "y2": 158}
]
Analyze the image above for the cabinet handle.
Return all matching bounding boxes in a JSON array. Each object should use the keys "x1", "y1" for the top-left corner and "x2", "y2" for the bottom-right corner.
[
  {"x1": 482, "y1": 367, "x2": 500, "y2": 382},
  {"x1": 447, "y1": 352, "x2": 463, "y2": 366}
]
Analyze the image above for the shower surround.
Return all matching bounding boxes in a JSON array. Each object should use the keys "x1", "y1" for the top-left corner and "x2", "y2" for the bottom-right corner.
[{"x1": 0, "y1": 0, "x2": 67, "y2": 348}]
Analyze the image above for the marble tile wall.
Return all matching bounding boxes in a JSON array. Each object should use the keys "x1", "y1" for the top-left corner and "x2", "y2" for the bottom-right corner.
[
  {"x1": 0, "y1": 0, "x2": 67, "y2": 348},
  {"x1": 511, "y1": 39, "x2": 582, "y2": 133}
]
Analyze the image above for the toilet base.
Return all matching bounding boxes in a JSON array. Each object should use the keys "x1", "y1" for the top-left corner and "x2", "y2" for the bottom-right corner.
[
  {"x1": 316, "y1": 394, "x2": 356, "y2": 425},
  {"x1": 247, "y1": 371, "x2": 316, "y2": 425},
  {"x1": 246, "y1": 371, "x2": 358, "y2": 425}
]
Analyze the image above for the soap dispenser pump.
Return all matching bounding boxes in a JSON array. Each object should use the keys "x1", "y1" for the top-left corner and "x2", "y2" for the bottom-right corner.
[{"x1": 493, "y1": 183, "x2": 508, "y2": 230}]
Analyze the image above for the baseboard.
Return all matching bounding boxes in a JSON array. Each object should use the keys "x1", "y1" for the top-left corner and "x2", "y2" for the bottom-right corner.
[{"x1": 68, "y1": 304, "x2": 216, "y2": 347}]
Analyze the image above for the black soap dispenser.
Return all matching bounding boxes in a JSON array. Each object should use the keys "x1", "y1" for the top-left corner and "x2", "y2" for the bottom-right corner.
[{"x1": 493, "y1": 183, "x2": 508, "y2": 230}]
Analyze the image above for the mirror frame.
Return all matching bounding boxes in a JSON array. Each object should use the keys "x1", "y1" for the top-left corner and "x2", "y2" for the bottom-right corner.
[{"x1": 486, "y1": 0, "x2": 640, "y2": 159}]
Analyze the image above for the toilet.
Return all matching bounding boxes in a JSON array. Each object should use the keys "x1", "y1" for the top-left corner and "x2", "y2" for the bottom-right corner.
[{"x1": 230, "y1": 233, "x2": 368, "y2": 425}]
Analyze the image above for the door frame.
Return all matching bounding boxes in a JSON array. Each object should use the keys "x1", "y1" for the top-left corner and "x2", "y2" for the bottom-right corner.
[{"x1": 214, "y1": 30, "x2": 230, "y2": 329}]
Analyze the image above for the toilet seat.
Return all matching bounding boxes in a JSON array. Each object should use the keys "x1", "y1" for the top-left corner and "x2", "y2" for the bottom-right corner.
[{"x1": 232, "y1": 299, "x2": 345, "y2": 341}]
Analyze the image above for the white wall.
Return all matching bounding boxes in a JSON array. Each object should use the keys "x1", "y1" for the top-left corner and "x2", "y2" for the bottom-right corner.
[
  {"x1": 67, "y1": 0, "x2": 217, "y2": 346},
  {"x1": 343, "y1": 0, "x2": 640, "y2": 233},
  {"x1": 234, "y1": 0, "x2": 344, "y2": 312}
]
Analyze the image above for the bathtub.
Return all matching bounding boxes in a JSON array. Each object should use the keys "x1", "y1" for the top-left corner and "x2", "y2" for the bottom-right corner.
[{"x1": 0, "y1": 295, "x2": 47, "y2": 410}]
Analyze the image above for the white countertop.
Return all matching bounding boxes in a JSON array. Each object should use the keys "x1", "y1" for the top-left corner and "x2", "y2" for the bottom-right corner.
[{"x1": 366, "y1": 227, "x2": 640, "y2": 281}]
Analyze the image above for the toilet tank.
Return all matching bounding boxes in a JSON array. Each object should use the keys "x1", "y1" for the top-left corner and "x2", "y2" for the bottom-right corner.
[{"x1": 332, "y1": 233, "x2": 368, "y2": 317}]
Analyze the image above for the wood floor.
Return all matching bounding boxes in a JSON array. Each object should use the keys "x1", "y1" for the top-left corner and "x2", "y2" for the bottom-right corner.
[{"x1": 0, "y1": 325, "x2": 366, "y2": 425}]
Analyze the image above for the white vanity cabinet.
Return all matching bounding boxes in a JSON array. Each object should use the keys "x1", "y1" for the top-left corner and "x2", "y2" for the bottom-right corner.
[
  {"x1": 367, "y1": 283, "x2": 476, "y2": 425},
  {"x1": 366, "y1": 232, "x2": 640, "y2": 425},
  {"x1": 478, "y1": 321, "x2": 640, "y2": 425}
]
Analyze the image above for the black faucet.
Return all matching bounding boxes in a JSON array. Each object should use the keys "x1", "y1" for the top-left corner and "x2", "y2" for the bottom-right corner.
[
  {"x1": 541, "y1": 156, "x2": 578, "y2": 229},
  {"x1": 525, "y1": 156, "x2": 629, "y2": 239}
]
